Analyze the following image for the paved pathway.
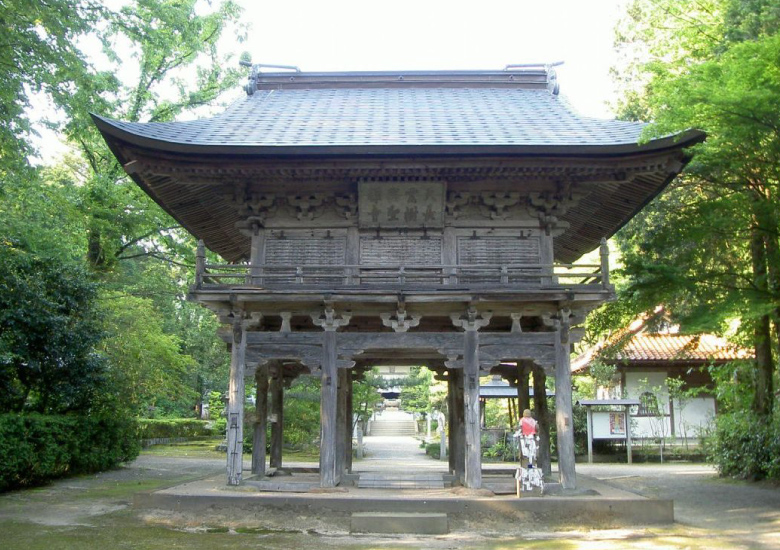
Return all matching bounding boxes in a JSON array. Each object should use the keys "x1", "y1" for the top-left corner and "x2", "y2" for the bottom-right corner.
[{"x1": 358, "y1": 410, "x2": 447, "y2": 472}]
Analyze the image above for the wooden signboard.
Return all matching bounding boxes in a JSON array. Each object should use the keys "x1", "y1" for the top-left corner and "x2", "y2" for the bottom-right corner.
[{"x1": 358, "y1": 181, "x2": 445, "y2": 228}]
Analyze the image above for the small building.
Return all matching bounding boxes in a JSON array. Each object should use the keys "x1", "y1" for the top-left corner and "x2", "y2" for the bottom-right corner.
[{"x1": 573, "y1": 324, "x2": 750, "y2": 442}]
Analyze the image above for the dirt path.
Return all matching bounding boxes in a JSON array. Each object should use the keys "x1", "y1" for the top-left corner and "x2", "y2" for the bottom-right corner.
[
  {"x1": 1, "y1": 453, "x2": 779, "y2": 549},
  {"x1": 578, "y1": 463, "x2": 780, "y2": 549}
]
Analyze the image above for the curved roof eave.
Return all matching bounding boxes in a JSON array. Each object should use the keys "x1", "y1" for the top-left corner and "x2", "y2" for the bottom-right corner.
[{"x1": 91, "y1": 114, "x2": 705, "y2": 159}]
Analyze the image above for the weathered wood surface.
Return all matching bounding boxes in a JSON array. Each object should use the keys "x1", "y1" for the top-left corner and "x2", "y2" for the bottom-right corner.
[
  {"x1": 554, "y1": 322, "x2": 576, "y2": 489},
  {"x1": 463, "y1": 329, "x2": 482, "y2": 489},
  {"x1": 320, "y1": 330, "x2": 338, "y2": 487},
  {"x1": 226, "y1": 322, "x2": 247, "y2": 486},
  {"x1": 451, "y1": 369, "x2": 466, "y2": 485},
  {"x1": 345, "y1": 369, "x2": 354, "y2": 473},
  {"x1": 251, "y1": 364, "x2": 268, "y2": 476},
  {"x1": 336, "y1": 368, "x2": 348, "y2": 478},
  {"x1": 533, "y1": 365, "x2": 552, "y2": 477},
  {"x1": 270, "y1": 367, "x2": 284, "y2": 469}
]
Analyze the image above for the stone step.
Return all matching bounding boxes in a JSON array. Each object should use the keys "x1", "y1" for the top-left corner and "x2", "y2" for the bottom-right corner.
[
  {"x1": 351, "y1": 512, "x2": 449, "y2": 534},
  {"x1": 357, "y1": 473, "x2": 447, "y2": 489}
]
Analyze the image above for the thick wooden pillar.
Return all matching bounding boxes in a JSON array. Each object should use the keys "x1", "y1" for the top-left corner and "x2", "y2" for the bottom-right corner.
[
  {"x1": 314, "y1": 307, "x2": 350, "y2": 488},
  {"x1": 517, "y1": 363, "x2": 531, "y2": 416},
  {"x1": 532, "y1": 365, "x2": 552, "y2": 477},
  {"x1": 270, "y1": 366, "x2": 284, "y2": 469},
  {"x1": 251, "y1": 364, "x2": 269, "y2": 476},
  {"x1": 320, "y1": 330, "x2": 338, "y2": 487},
  {"x1": 554, "y1": 315, "x2": 576, "y2": 489},
  {"x1": 226, "y1": 320, "x2": 247, "y2": 485},
  {"x1": 452, "y1": 368, "x2": 466, "y2": 484},
  {"x1": 336, "y1": 368, "x2": 348, "y2": 478},
  {"x1": 345, "y1": 369, "x2": 354, "y2": 473},
  {"x1": 447, "y1": 372, "x2": 456, "y2": 474},
  {"x1": 463, "y1": 329, "x2": 482, "y2": 489}
]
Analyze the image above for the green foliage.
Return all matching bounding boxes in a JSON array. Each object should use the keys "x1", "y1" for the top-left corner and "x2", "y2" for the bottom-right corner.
[
  {"x1": 0, "y1": 413, "x2": 139, "y2": 491},
  {"x1": 137, "y1": 418, "x2": 213, "y2": 440},
  {"x1": 424, "y1": 441, "x2": 441, "y2": 459},
  {"x1": 707, "y1": 410, "x2": 780, "y2": 480},
  {"x1": 0, "y1": 239, "x2": 106, "y2": 414},
  {"x1": 399, "y1": 368, "x2": 434, "y2": 416},
  {"x1": 281, "y1": 376, "x2": 321, "y2": 449}
]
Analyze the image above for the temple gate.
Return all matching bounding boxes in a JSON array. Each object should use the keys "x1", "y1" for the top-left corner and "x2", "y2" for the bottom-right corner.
[{"x1": 94, "y1": 66, "x2": 703, "y2": 490}]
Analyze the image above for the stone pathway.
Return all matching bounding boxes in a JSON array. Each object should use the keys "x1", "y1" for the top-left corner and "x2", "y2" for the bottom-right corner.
[{"x1": 359, "y1": 410, "x2": 447, "y2": 472}]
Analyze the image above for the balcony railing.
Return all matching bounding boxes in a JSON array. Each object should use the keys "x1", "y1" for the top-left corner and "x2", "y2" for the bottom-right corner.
[{"x1": 193, "y1": 239, "x2": 611, "y2": 292}]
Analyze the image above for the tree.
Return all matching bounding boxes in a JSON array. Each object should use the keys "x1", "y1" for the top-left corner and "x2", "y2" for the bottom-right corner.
[
  {"x1": 610, "y1": 0, "x2": 780, "y2": 416},
  {"x1": 0, "y1": 239, "x2": 106, "y2": 414}
]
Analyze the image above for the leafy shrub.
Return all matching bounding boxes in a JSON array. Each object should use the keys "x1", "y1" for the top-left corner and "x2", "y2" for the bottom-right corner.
[
  {"x1": 707, "y1": 410, "x2": 780, "y2": 480},
  {"x1": 137, "y1": 418, "x2": 214, "y2": 440},
  {"x1": 425, "y1": 441, "x2": 441, "y2": 459},
  {"x1": 0, "y1": 413, "x2": 139, "y2": 491}
]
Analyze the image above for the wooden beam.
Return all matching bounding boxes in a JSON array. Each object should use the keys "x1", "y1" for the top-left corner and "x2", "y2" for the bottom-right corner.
[
  {"x1": 532, "y1": 365, "x2": 552, "y2": 477},
  {"x1": 345, "y1": 369, "x2": 354, "y2": 473},
  {"x1": 451, "y1": 368, "x2": 466, "y2": 485},
  {"x1": 319, "y1": 330, "x2": 338, "y2": 487},
  {"x1": 554, "y1": 321, "x2": 576, "y2": 490},
  {"x1": 463, "y1": 329, "x2": 482, "y2": 489},
  {"x1": 227, "y1": 322, "x2": 247, "y2": 486},
  {"x1": 251, "y1": 364, "x2": 269, "y2": 476},
  {"x1": 336, "y1": 368, "x2": 348, "y2": 479},
  {"x1": 270, "y1": 367, "x2": 284, "y2": 469}
]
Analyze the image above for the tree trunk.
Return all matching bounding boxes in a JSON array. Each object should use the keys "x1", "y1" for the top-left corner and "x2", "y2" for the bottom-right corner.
[{"x1": 751, "y1": 221, "x2": 774, "y2": 416}]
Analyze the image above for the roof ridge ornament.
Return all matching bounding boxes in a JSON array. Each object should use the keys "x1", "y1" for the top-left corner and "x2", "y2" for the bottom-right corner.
[
  {"x1": 240, "y1": 57, "x2": 301, "y2": 95},
  {"x1": 504, "y1": 61, "x2": 563, "y2": 95}
]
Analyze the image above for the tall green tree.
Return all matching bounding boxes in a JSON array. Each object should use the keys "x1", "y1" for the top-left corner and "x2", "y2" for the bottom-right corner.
[{"x1": 609, "y1": 0, "x2": 780, "y2": 416}]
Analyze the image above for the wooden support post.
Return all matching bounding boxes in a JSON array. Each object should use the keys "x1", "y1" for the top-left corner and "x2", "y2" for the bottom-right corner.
[
  {"x1": 447, "y1": 372, "x2": 456, "y2": 474},
  {"x1": 554, "y1": 314, "x2": 576, "y2": 490},
  {"x1": 252, "y1": 364, "x2": 269, "y2": 476},
  {"x1": 517, "y1": 363, "x2": 530, "y2": 418},
  {"x1": 452, "y1": 369, "x2": 466, "y2": 484},
  {"x1": 345, "y1": 369, "x2": 354, "y2": 473},
  {"x1": 270, "y1": 366, "x2": 284, "y2": 470},
  {"x1": 586, "y1": 406, "x2": 593, "y2": 464},
  {"x1": 226, "y1": 320, "x2": 247, "y2": 486},
  {"x1": 320, "y1": 330, "x2": 338, "y2": 487},
  {"x1": 532, "y1": 366, "x2": 552, "y2": 477},
  {"x1": 336, "y1": 368, "x2": 348, "y2": 479},
  {"x1": 626, "y1": 404, "x2": 633, "y2": 465},
  {"x1": 463, "y1": 329, "x2": 482, "y2": 489}
]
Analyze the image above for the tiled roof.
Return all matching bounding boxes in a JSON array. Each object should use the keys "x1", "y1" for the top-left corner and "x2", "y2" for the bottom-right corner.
[
  {"x1": 97, "y1": 86, "x2": 650, "y2": 150},
  {"x1": 613, "y1": 333, "x2": 749, "y2": 362}
]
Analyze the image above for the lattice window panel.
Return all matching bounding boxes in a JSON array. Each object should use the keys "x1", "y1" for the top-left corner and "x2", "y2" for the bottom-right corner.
[
  {"x1": 457, "y1": 237, "x2": 541, "y2": 285},
  {"x1": 264, "y1": 237, "x2": 346, "y2": 285}
]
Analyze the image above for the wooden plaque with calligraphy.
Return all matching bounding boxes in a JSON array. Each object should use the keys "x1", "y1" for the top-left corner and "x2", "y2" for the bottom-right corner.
[{"x1": 358, "y1": 181, "x2": 445, "y2": 228}]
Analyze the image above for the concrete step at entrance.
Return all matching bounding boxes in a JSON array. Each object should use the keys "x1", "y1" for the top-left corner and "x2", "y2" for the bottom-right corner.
[
  {"x1": 351, "y1": 512, "x2": 449, "y2": 534},
  {"x1": 357, "y1": 473, "x2": 447, "y2": 489}
]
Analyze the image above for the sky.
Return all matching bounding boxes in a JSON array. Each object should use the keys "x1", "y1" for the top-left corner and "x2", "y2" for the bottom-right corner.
[{"x1": 232, "y1": 0, "x2": 626, "y2": 118}]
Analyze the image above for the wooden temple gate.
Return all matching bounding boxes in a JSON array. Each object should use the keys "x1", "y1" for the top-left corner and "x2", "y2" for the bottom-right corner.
[{"x1": 93, "y1": 66, "x2": 702, "y2": 490}]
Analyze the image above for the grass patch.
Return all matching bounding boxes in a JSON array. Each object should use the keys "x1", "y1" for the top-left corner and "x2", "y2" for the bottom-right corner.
[{"x1": 140, "y1": 438, "x2": 225, "y2": 459}]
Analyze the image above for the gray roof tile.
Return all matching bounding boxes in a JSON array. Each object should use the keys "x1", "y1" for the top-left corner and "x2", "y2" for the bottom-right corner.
[{"x1": 105, "y1": 87, "x2": 648, "y2": 148}]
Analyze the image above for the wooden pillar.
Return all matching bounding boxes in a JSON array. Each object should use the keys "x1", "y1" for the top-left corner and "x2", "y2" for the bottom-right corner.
[
  {"x1": 554, "y1": 316, "x2": 576, "y2": 490},
  {"x1": 320, "y1": 330, "x2": 338, "y2": 487},
  {"x1": 451, "y1": 369, "x2": 466, "y2": 483},
  {"x1": 517, "y1": 363, "x2": 530, "y2": 425},
  {"x1": 586, "y1": 406, "x2": 593, "y2": 464},
  {"x1": 313, "y1": 307, "x2": 350, "y2": 488},
  {"x1": 626, "y1": 404, "x2": 633, "y2": 464},
  {"x1": 345, "y1": 369, "x2": 354, "y2": 473},
  {"x1": 532, "y1": 365, "x2": 552, "y2": 477},
  {"x1": 251, "y1": 364, "x2": 269, "y2": 476},
  {"x1": 447, "y1": 372, "x2": 456, "y2": 474},
  {"x1": 226, "y1": 320, "x2": 247, "y2": 486},
  {"x1": 463, "y1": 329, "x2": 482, "y2": 489},
  {"x1": 270, "y1": 366, "x2": 284, "y2": 469},
  {"x1": 336, "y1": 368, "x2": 348, "y2": 478}
]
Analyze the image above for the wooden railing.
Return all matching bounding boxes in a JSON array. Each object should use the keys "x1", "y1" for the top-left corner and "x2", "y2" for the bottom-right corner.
[{"x1": 194, "y1": 239, "x2": 612, "y2": 292}]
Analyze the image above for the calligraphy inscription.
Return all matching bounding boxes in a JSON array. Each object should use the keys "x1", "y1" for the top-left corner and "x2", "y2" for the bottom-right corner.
[{"x1": 358, "y1": 181, "x2": 445, "y2": 228}]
